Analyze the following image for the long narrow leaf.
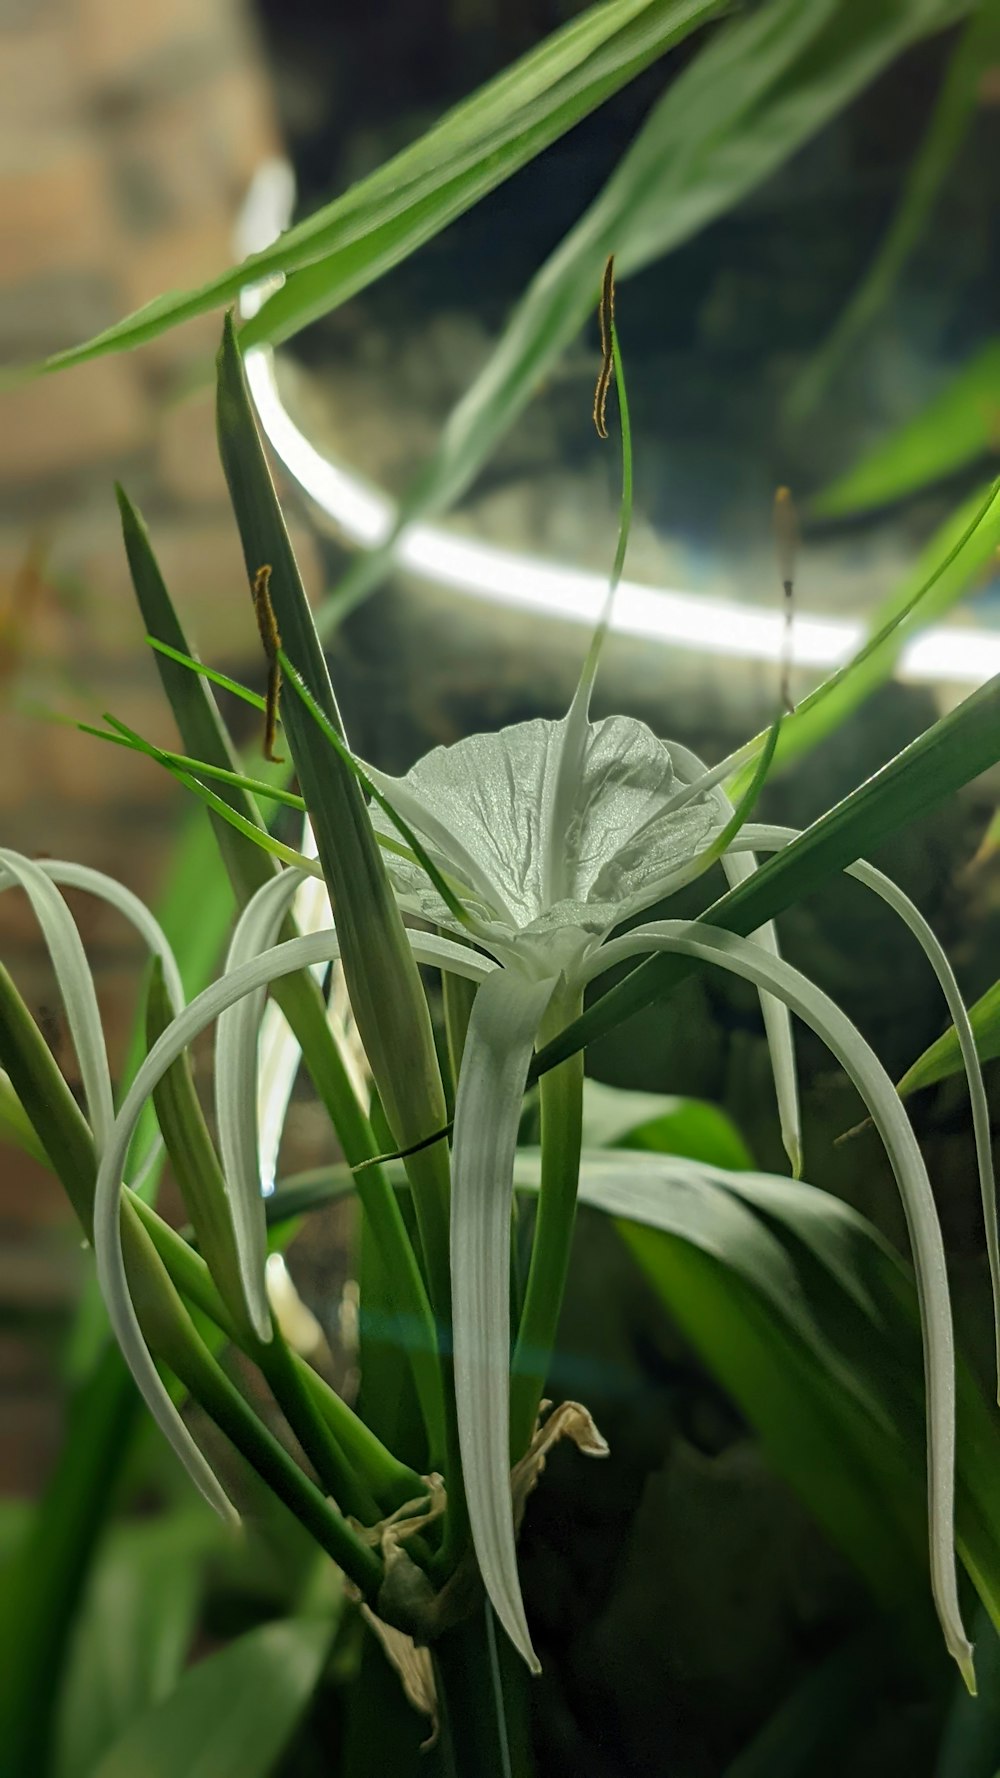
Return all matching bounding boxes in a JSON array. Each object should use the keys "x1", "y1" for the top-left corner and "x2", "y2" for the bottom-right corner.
[
  {"x1": 813, "y1": 342, "x2": 1000, "y2": 516},
  {"x1": 787, "y1": 4, "x2": 999, "y2": 423},
  {"x1": 32, "y1": 0, "x2": 723, "y2": 375},
  {"x1": 726, "y1": 476, "x2": 1000, "y2": 796},
  {"x1": 898, "y1": 978, "x2": 1000, "y2": 1099},
  {"x1": 306, "y1": 0, "x2": 974, "y2": 628}
]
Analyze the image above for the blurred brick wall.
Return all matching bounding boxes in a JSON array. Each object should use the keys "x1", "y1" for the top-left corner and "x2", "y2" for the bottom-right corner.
[{"x1": 0, "y1": 0, "x2": 319, "y2": 1491}]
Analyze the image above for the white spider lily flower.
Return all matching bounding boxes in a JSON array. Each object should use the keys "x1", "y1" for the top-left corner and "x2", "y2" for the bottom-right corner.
[
  {"x1": 91, "y1": 920, "x2": 494, "y2": 1527},
  {"x1": 358, "y1": 715, "x2": 975, "y2": 1684}
]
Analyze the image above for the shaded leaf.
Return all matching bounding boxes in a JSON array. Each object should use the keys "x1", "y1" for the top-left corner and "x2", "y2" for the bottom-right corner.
[
  {"x1": 33, "y1": 0, "x2": 723, "y2": 374},
  {"x1": 91, "y1": 1619, "x2": 330, "y2": 1778},
  {"x1": 581, "y1": 1076, "x2": 753, "y2": 1168},
  {"x1": 898, "y1": 978, "x2": 1000, "y2": 1099},
  {"x1": 813, "y1": 341, "x2": 1000, "y2": 516},
  {"x1": 53, "y1": 1513, "x2": 219, "y2": 1778}
]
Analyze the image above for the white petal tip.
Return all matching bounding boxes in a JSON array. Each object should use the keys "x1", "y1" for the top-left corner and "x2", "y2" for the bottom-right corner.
[
  {"x1": 954, "y1": 1639, "x2": 976, "y2": 1697},
  {"x1": 784, "y1": 1132, "x2": 804, "y2": 1180},
  {"x1": 243, "y1": 1287, "x2": 268, "y2": 1337}
]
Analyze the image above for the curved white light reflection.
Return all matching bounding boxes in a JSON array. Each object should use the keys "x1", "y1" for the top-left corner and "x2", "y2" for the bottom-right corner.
[{"x1": 238, "y1": 163, "x2": 999, "y2": 689}]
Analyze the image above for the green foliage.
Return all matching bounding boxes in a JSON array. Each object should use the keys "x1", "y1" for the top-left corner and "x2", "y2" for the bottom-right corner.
[
  {"x1": 898, "y1": 977, "x2": 1000, "y2": 1099},
  {"x1": 539, "y1": 669, "x2": 1000, "y2": 1075},
  {"x1": 813, "y1": 342, "x2": 1000, "y2": 516},
  {"x1": 90, "y1": 1620, "x2": 331, "y2": 1778},
  {"x1": 30, "y1": 0, "x2": 724, "y2": 376}
]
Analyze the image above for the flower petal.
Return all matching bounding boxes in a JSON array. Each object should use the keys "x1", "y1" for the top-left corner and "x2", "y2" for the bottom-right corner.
[
  {"x1": 39, "y1": 860, "x2": 186, "y2": 1015},
  {"x1": 93, "y1": 925, "x2": 491, "y2": 1521},
  {"x1": 368, "y1": 716, "x2": 718, "y2": 939},
  {"x1": 666, "y1": 743, "x2": 801, "y2": 1174},
  {"x1": 583, "y1": 917, "x2": 973, "y2": 1686},
  {"x1": 450, "y1": 966, "x2": 557, "y2": 1671},
  {"x1": 0, "y1": 849, "x2": 115, "y2": 1150},
  {"x1": 734, "y1": 822, "x2": 999, "y2": 1396},
  {"x1": 216, "y1": 871, "x2": 315, "y2": 1340}
]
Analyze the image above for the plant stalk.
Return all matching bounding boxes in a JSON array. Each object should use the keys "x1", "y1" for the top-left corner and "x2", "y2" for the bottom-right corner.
[{"x1": 510, "y1": 988, "x2": 584, "y2": 1458}]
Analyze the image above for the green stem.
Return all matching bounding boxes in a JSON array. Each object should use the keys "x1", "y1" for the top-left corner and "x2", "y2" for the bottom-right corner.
[
  {"x1": 127, "y1": 1197, "x2": 422, "y2": 1515},
  {"x1": 0, "y1": 966, "x2": 402, "y2": 1570},
  {"x1": 434, "y1": 1603, "x2": 532, "y2": 1778},
  {"x1": 125, "y1": 1208, "x2": 383, "y2": 1595},
  {"x1": 510, "y1": 989, "x2": 584, "y2": 1458},
  {"x1": 278, "y1": 950, "x2": 448, "y2": 1467}
]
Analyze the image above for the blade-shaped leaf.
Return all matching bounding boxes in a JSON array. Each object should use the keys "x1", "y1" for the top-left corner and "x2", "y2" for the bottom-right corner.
[
  {"x1": 786, "y1": 3, "x2": 999, "y2": 424},
  {"x1": 32, "y1": 0, "x2": 723, "y2": 375},
  {"x1": 267, "y1": 1147, "x2": 1000, "y2": 1640},
  {"x1": 580, "y1": 1077, "x2": 753, "y2": 1169},
  {"x1": 813, "y1": 341, "x2": 1000, "y2": 516},
  {"x1": 726, "y1": 478, "x2": 1000, "y2": 796},
  {"x1": 898, "y1": 978, "x2": 1000, "y2": 1099},
  {"x1": 53, "y1": 1513, "x2": 219, "y2": 1778},
  {"x1": 91, "y1": 1619, "x2": 330, "y2": 1778},
  {"x1": 306, "y1": 0, "x2": 974, "y2": 628}
]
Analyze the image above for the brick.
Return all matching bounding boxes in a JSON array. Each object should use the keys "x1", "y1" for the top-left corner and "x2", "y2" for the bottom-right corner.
[
  {"x1": 155, "y1": 383, "x2": 230, "y2": 507},
  {"x1": 76, "y1": 0, "x2": 240, "y2": 94},
  {"x1": 0, "y1": 360, "x2": 149, "y2": 488},
  {"x1": 0, "y1": 140, "x2": 115, "y2": 287},
  {"x1": 3, "y1": 19, "x2": 80, "y2": 132}
]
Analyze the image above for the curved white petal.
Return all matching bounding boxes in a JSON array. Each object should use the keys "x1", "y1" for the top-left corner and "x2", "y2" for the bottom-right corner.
[
  {"x1": 666, "y1": 743, "x2": 801, "y2": 1175},
  {"x1": 216, "y1": 870, "x2": 312, "y2": 1340},
  {"x1": 93, "y1": 924, "x2": 492, "y2": 1523},
  {"x1": 367, "y1": 715, "x2": 717, "y2": 938},
  {"x1": 581, "y1": 918, "x2": 973, "y2": 1685},
  {"x1": 731, "y1": 823, "x2": 999, "y2": 1394},
  {"x1": 38, "y1": 861, "x2": 186, "y2": 1016},
  {"x1": 450, "y1": 966, "x2": 557, "y2": 1672},
  {"x1": 0, "y1": 849, "x2": 114, "y2": 1151},
  {"x1": 256, "y1": 826, "x2": 331, "y2": 1196}
]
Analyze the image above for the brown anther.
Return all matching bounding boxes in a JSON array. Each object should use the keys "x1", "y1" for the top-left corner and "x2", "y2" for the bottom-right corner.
[
  {"x1": 251, "y1": 564, "x2": 283, "y2": 762},
  {"x1": 593, "y1": 254, "x2": 616, "y2": 440}
]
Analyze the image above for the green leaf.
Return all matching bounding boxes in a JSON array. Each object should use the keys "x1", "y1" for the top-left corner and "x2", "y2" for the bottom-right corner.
[
  {"x1": 0, "y1": 1068, "x2": 49, "y2": 1164},
  {"x1": 313, "y1": 0, "x2": 975, "y2": 627},
  {"x1": 274, "y1": 1146, "x2": 1000, "y2": 1638},
  {"x1": 721, "y1": 1633, "x2": 883, "y2": 1778},
  {"x1": 215, "y1": 316, "x2": 451, "y2": 1435},
  {"x1": 536, "y1": 672, "x2": 1000, "y2": 1076},
  {"x1": 91, "y1": 1619, "x2": 330, "y2": 1778},
  {"x1": 0, "y1": 1344, "x2": 140, "y2": 1778},
  {"x1": 31, "y1": 0, "x2": 723, "y2": 375},
  {"x1": 607, "y1": 1152, "x2": 1000, "y2": 1634},
  {"x1": 117, "y1": 486, "x2": 279, "y2": 907},
  {"x1": 813, "y1": 340, "x2": 1000, "y2": 516},
  {"x1": 786, "y1": 4, "x2": 999, "y2": 424},
  {"x1": 898, "y1": 978, "x2": 1000, "y2": 1099},
  {"x1": 53, "y1": 1513, "x2": 219, "y2": 1778},
  {"x1": 581, "y1": 1077, "x2": 753, "y2": 1168},
  {"x1": 727, "y1": 478, "x2": 1000, "y2": 794}
]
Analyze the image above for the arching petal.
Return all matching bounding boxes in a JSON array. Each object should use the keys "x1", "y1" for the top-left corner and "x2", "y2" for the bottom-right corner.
[
  {"x1": 732, "y1": 822, "x2": 999, "y2": 1396},
  {"x1": 665, "y1": 742, "x2": 801, "y2": 1175},
  {"x1": 581, "y1": 918, "x2": 973, "y2": 1687},
  {"x1": 216, "y1": 870, "x2": 313, "y2": 1340},
  {"x1": 0, "y1": 849, "x2": 115, "y2": 1151},
  {"x1": 450, "y1": 966, "x2": 557, "y2": 1672},
  {"x1": 93, "y1": 924, "x2": 495, "y2": 1524}
]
